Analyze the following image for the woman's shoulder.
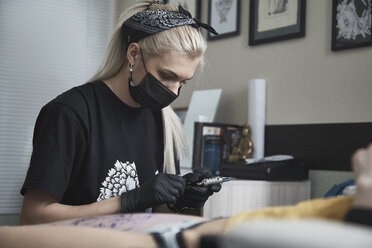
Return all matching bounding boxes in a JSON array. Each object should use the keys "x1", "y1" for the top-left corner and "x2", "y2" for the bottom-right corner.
[
  {"x1": 53, "y1": 81, "x2": 102, "y2": 105},
  {"x1": 43, "y1": 81, "x2": 103, "y2": 120}
]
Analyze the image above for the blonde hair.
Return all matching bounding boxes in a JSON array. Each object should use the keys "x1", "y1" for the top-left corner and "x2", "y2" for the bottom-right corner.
[{"x1": 89, "y1": 1, "x2": 207, "y2": 174}]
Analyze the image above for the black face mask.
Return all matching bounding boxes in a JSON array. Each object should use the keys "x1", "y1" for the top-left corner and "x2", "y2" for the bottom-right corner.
[
  {"x1": 128, "y1": 50, "x2": 179, "y2": 111},
  {"x1": 128, "y1": 73, "x2": 179, "y2": 111}
]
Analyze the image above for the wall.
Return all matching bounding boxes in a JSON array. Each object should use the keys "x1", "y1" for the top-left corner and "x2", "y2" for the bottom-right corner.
[{"x1": 0, "y1": 215, "x2": 19, "y2": 226}]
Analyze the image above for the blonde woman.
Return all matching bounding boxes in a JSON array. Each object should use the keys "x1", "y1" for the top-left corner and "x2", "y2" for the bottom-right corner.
[{"x1": 20, "y1": 0, "x2": 220, "y2": 225}]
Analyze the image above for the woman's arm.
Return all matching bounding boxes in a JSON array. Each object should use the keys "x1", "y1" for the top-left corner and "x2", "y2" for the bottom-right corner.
[{"x1": 21, "y1": 190, "x2": 121, "y2": 225}]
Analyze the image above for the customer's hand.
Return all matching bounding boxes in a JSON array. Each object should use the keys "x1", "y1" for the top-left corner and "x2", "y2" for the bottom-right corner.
[
  {"x1": 352, "y1": 144, "x2": 372, "y2": 183},
  {"x1": 351, "y1": 144, "x2": 372, "y2": 208},
  {"x1": 120, "y1": 173, "x2": 186, "y2": 213},
  {"x1": 175, "y1": 169, "x2": 221, "y2": 210}
]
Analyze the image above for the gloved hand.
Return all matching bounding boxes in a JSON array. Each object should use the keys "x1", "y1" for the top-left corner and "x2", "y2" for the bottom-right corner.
[
  {"x1": 120, "y1": 173, "x2": 186, "y2": 213},
  {"x1": 193, "y1": 168, "x2": 222, "y2": 193},
  {"x1": 174, "y1": 169, "x2": 221, "y2": 210}
]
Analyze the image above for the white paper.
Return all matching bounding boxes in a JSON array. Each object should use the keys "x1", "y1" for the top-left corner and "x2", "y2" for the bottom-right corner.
[
  {"x1": 258, "y1": 0, "x2": 298, "y2": 32},
  {"x1": 248, "y1": 79, "x2": 266, "y2": 159}
]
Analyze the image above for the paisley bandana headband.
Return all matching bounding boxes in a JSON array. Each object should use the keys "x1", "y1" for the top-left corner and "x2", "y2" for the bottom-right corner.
[{"x1": 122, "y1": 5, "x2": 218, "y2": 48}]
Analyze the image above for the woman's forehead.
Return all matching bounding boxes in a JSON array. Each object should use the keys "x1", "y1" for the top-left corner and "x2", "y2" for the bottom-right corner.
[{"x1": 150, "y1": 50, "x2": 196, "y2": 63}]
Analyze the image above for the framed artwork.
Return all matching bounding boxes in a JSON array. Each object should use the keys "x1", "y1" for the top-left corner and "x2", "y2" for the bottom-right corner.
[
  {"x1": 164, "y1": 0, "x2": 201, "y2": 19},
  {"x1": 249, "y1": 0, "x2": 306, "y2": 46},
  {"x1": 332, "y1": 0, "x2": 372, "y2": 51},
  {"x1": 207, "y1": 0, "x2": 241, "y2": 40}
]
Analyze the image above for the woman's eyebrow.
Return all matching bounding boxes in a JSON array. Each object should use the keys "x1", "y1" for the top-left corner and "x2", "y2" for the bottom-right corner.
[{"x1": 158, "y1": 69, "x2": 193, "y2": 80}]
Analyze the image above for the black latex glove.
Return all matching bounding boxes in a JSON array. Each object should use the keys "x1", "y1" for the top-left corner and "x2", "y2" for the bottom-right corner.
[
  {"x1": 120, "y1": 173, "x2": 186, "y2": 213},
  {"x1": 174, "y1": 170, "x2": 221, "y2": 210}
]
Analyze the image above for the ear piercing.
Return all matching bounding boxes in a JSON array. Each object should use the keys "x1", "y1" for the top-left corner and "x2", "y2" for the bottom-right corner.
[{"x1": 129, "y1": 64, "x2": 135, "y2": 84}]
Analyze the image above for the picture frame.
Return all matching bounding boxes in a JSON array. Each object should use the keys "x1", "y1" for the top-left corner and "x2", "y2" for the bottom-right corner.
[
  {"x1": 164, "y1": 0, "x2": 201, "y2": 19},
  {"x1": 192, "y1": 122, "x2": 242, "y2": 176},
  {"x1": 331, "y1": 0, "x2": 372, "y2": 51},
  {"x1": 249, "y1": 0, "x2": 306, "y2": 46},
  {"x1": 207, "y1": 0, "x2": 241, "y2": 40}
]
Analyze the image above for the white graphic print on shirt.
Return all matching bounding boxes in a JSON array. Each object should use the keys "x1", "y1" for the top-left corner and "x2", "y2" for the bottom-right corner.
[{"x1": 97, "y1": 160, "x2": 139, "y2": 201}]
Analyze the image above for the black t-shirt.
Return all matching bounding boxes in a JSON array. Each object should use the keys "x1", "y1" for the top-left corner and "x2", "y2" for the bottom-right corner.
[{"x1": 21, "y1": 81, "x2": 164, "y2": 205}]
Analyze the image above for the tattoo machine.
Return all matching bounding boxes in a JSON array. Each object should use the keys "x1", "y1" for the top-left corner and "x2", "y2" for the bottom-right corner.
[{"x1": 196, "y1": 176, "x2": 235, "y2": 186}]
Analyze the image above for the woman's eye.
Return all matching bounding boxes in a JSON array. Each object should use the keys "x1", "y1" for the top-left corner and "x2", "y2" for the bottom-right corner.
[
  {"x1": 159, "y1": 73, "x2": 187, "y2": 85},
  {"x1": 161, "y1": 76, "x2": 173, "y2": 82}
]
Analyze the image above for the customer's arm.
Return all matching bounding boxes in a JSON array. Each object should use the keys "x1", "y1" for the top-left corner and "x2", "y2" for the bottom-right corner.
[
  {"x1": 21, "y1": 190, "x2": 121, "y2": 225},
  {"x1": 0, "y1": 224, "x2": 156, "y2": 248}
]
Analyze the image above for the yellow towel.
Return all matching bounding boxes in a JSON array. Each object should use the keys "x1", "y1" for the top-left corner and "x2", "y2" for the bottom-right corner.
[{"x1": 224, "y1": 195, "x2": 354, "y2": 232}]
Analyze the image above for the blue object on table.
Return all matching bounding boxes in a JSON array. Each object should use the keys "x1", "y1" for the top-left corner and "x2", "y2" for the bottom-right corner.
[
  {"x1": 324, "y1": 178, "x2": 355, "y2": 197},
  {"x1": 202, "y1": 135, "x2": 221, "y2": 176}
]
